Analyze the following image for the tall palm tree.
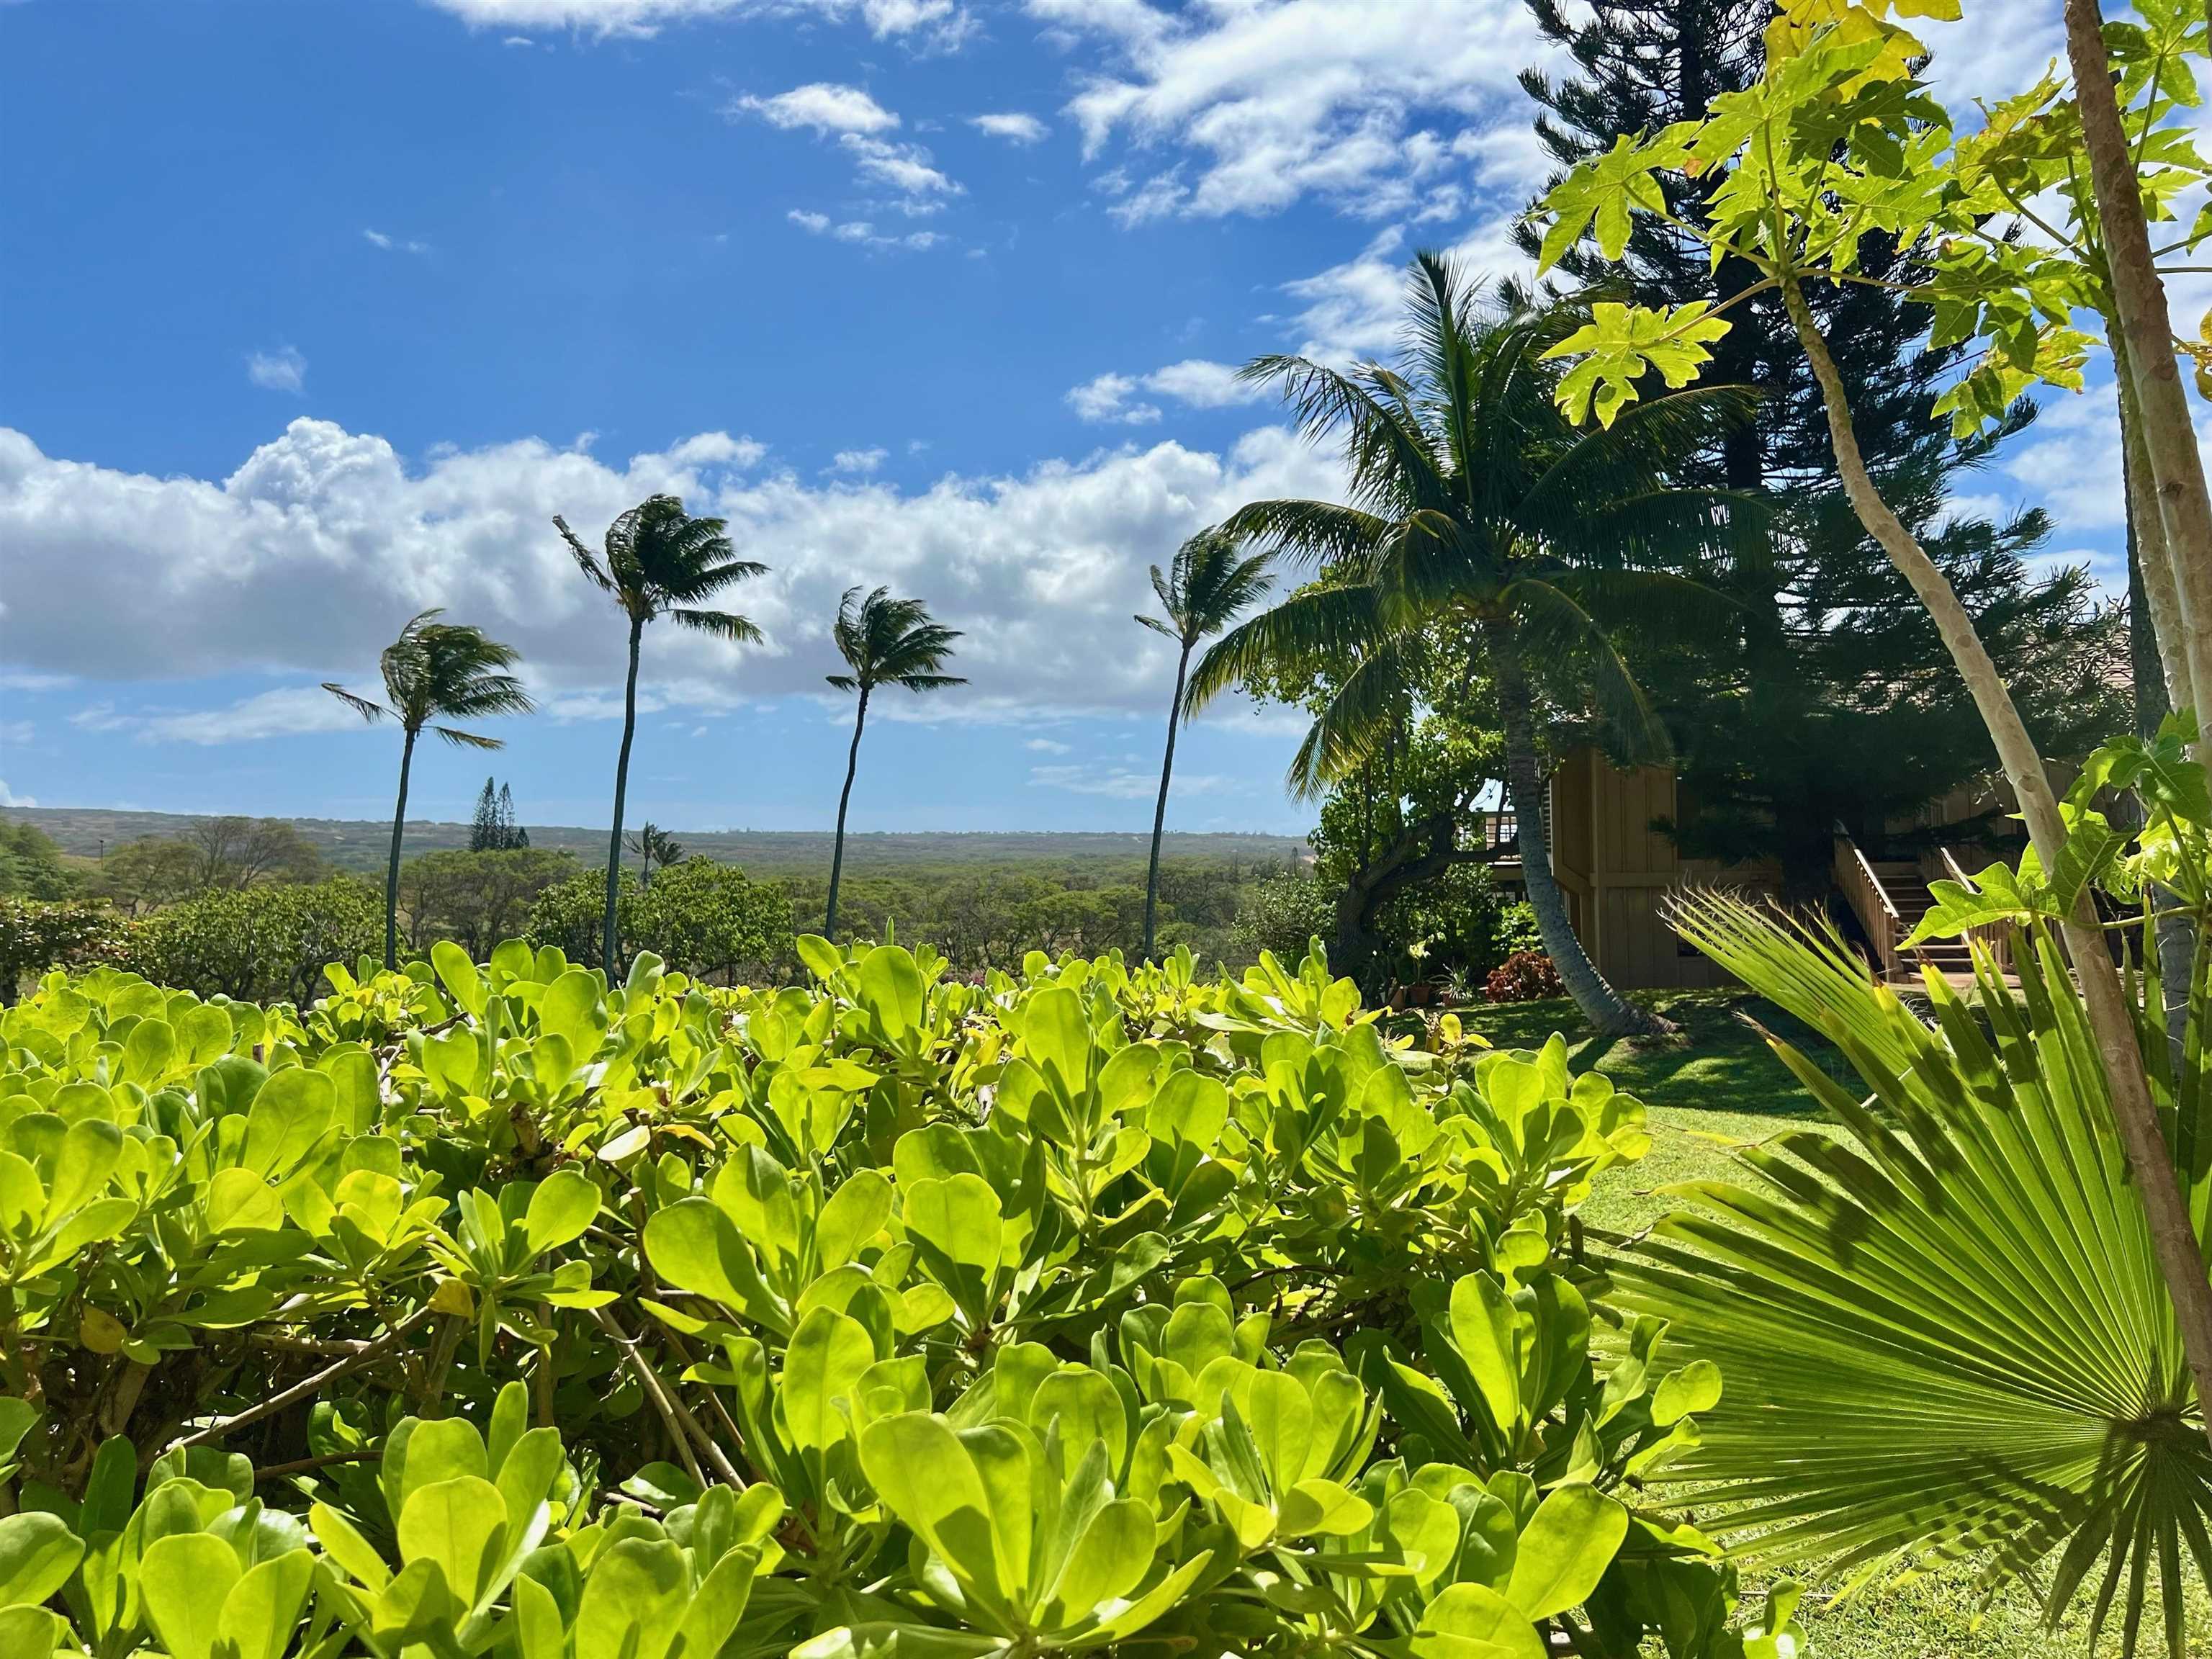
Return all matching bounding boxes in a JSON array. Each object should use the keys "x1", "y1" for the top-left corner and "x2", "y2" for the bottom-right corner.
[
  {"x1": 325, "y1": 610, "x2": 534, "y2": 970},
  {"x1": 625, "y1": 822, "x2": 684, "y2": 889},
  {"x1": 824, "y1": 587, "x2": 965, "y2": 938},
  {"x1": 1135, "y1": 529, "x2": 1274, "y2": 961},
  {"x1": 1186, "y1": 254, "x2": 1748, "y2": 1038},
  {"x1": 557, "y1": 495, "x2": 765, "y2": 972}
]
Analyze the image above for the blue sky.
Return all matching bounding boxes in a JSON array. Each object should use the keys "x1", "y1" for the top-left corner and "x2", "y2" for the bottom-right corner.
[{"x1": 0, "y1": 0, "x2": 2113, "y2": 837}]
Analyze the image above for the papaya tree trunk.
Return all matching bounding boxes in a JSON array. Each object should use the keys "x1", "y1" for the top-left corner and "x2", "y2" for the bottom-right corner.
[
  {"x1": 2067, "y1": 0, "x2": 2212, "y2": 737},
  {"x1": 1783, "y1": 271, "x2": 2212, "y2": 1449},
  {"x1": 1142, "y1": 642, "x2": 1191, "y2": 963},
  {"x1": 2112, "y1": 323, "x2": 2196, "y2": 719},
  {"x1": 826, "y1": 687, "x2": 868, "y2": 940},
  {"x1": 605, "y1": 617, "x2": 642, "y2": 974},
  {"x1": 1485, "y1": 617, "x2": 1665, "y2": 1038},
  {"x1": 385, "y1": 727, "x2": 417, "y2": 973}
]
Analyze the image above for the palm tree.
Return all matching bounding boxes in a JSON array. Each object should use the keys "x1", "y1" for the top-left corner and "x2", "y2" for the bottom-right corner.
[
  {"x1": 325, "y1": 611, "x2": 533, "y2": 970},
  {"x1": 1135, "y1": 529, "x2": 1274, "y2": 961},
  {"x1": 1186, "y1": 254, "x2": 1748, "y2": 1038},
  {"x1": 557, "y1": 495, "x2": 765, "y2": 972},
  {"x1": 824, "y1": 587, "x2": 965, "y2": 938},
  {"x1": 626, "y1": 822, "x2": 684, "y2": 889}
]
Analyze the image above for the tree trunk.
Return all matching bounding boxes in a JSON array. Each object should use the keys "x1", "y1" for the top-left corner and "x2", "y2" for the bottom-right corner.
[
  {"x1": 605, "y1": 618, "x2": 642, "y2": 974},
  {"x1": 2067, "y1": 0, "x2": 2212, "y2": 741},
  {"x1": 385, "y1": 727, "x2": 417, "y2": 973},
  {"x1": 1783, "y1": 271, "x2": 2212, "y2": 1448},
  {"x1": 1485, "y1": 618, "x2": 1666, "y2": 1038},
  {"x1": 1142, "y1": 643, "x2": 1191, "y2": 963},
  {"x1": 826, "y1": 688, "x2": 868, "y2": 940},
  {"x1": 2112, "y1": 320, "x2": 2196, "y2": 718}
]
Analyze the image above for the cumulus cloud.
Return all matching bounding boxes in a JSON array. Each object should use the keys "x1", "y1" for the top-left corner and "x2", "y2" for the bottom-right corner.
[
  {"x1": 970, "y1": 112, "x2": 1048, "y2": 144},
  {"x1": 0, "y1": 780, "x2": 34, "y2": 808},
  {"x1": 1068, "y1": 359, "x2": 1262, "y2": 423},
  {"x1": 1066, "y1": 374, "x2": 1161, "y2": 426},
  {"x1": 246, "y1": 346, "x2": 307, "y2": 395},
  {"x1": 0, "y1": 418, "x2": 1339, "y2": 733},
  {"x1": 830, "y1": 448, "x2": 887, "y2": 475},
  {"x1": 1033, "y1": 0, "x2": 1550, "y2": 222},
  {"x1": 735, "y1": 85, "x2": 961, "y2": 212},
  {"x1": 732, "y1": 82, "x2": 899, "y2": 135},
  {"x1": 428, "y1": 0, "x2": 966, "y2": 43}
]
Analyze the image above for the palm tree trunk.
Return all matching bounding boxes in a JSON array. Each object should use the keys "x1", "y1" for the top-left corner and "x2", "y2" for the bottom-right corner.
[
  {"x1": 1783, "y1": 271, "x2": 2212, "y2": 1451},
  {"x1": 1142, "y1": 644, "x2": 1191, "y2": 962},
  {"x1": 605, "y1": 618, "x2": 642, "y2": 974},
  {"x1": 2066, "y1": 0, "x2": 2212, "y2": 742},
  {"x1": 1485, "y1": 618, "x2": 1664, "y2": 1038},
  {"x1": 826, "y1": 688, "x2": 868, "y2": 940},
  {"x1": 385, "y1": 727, "x2": 418, "y2": 973}
]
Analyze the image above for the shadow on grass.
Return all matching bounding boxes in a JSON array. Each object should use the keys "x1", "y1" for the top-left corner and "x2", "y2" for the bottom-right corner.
[{"x1": 1462, "y1": 986, "x2": 1857, "y2": 1120}]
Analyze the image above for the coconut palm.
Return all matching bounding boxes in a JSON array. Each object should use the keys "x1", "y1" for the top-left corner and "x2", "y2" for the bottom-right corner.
[
  {"x1": 625, "y1": 822, "x2": 684, "y2": 889},
  {"x1": 1135, "y1": 529, "x2": 1274, "y2": 961},
  {"x1": 325, "y1": 611, "x2": 534, "y2": 970},
  {"x1": 1186, "y1": 253, "x2": 1748, "y2": 1038},
  {"x1": 824, "y1": 588, "x2": 965, "y2": 938},
  {"x1": 557, "y1": 495, "x2": 765, "y2": 972}
]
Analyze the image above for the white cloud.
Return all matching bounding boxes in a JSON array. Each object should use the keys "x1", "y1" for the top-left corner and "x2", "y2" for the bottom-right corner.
[
  {"x1": 732, "y1": 82, "x2": 899, "y2": 135},
  {"x1": 0, "y1": 721, "x2": 31, "y2": 747},
  {"x1": 788, "y1": 210, "x2": 940, "y2": 252},
  {"x1": 246, "y1": 346, "x2": 307, "y2": 395},
  {"x1": 840, "y1": 134, "x2": 962, "y2": 207},
  {"x1": 428, "y1": 0, "x2": 963, "y2": 43},
  {"x1": 1067, "y1": 373, "x2": 1161, "y2": 425},
  {"x1": 1274, "y1": 214, "x2": 1527, "y2": 364},
  {"x1": 1068, "y1": 359, "x2": 1259, "y2": 423},
  {"x1": 0, "y1": 418, "x2": 1339, "y2": 728},
  {"x1": 971, "y1": 112, "x2": 1048, "y2": 144},
  {"x1": 830, "y1": 448, "x2": 887, "y2": 475},
  {"x1": 1030, "y1": 761, "x2": 1227, "y2": 799},
  {"x1": 135, "y1": 685, "x2": 383, "y2": 747},
  {"x1": 0, "y1": 780, "x2": 34, "y2": 808},
  {"x1": 1025, "y1": 736, "x2": 1071, "y2": 754},
  {"x1": 1035, "y1": 0, "x2": 1549, "y2": 222},
  {"x1": 363, "y1": 228, "x2": 431, "y2": 255}
]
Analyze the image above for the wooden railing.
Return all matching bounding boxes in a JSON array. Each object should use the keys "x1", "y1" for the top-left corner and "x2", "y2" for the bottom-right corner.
[
  {"x1": 1834, "y1": 832, "x2": 1903, "y2": 982},
  {"x1": 1478, "y1": 811, "x2": 1519, "y2": 850}
]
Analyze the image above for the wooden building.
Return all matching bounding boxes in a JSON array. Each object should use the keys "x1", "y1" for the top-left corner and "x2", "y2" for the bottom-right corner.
[{"x1": 1489, "y1": 745, "x2": 2005, "y2": 989}]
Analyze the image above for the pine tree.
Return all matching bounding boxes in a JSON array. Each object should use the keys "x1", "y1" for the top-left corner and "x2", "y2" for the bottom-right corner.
[
  {"x1": 497, "y1": 783, "x2": 528, "y2": 850},
  {"x1": 1520, "y1": 0, "x2": 2125, "y2": 896},
  {"x1": 469, "y1": 777, "x2": 500, "y2": 853}
]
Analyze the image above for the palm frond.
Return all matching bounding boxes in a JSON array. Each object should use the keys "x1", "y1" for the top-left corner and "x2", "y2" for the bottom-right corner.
[
  {"x1": 323, "y1": 683, "x2": 391, "y2": 724},
  {"x1": 1184, "y1": 582, "x2": 1385, "y2": 715},
  {"x1": 430, "y1": 725, "x2": 505, "y2": 750},
  {"x1": 1632, "y1": 893, "x2": 2212, "y2": 1658},
  {"x1": 553, "y1": 516, "x2": 615, "y2": 593},
  {"x1": 1283, "y1": 638, "x2": 1413, "y2": 799},
  {"x1": 889, "y1": 673, "x2": 968, "y2": 692},
  {"x1": 671, "y1": 608, "x2": 765, "y2": 645},
  {"x1": 1217, "y1": 500, "x2": 1390, "y2": 577},
  {"x1": 1505, "y1": 578, "x2": 1668, "y2": 762}
]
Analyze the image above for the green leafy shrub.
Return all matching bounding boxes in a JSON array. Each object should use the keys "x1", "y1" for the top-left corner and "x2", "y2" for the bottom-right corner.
[
  {"x1": 0, "y1": 898, "x2": 124, "y2": 1004},
  {"x1": 117, "y1": 876, "x2": 382, "y2": 1004},
  {"x1": 0, "y1": 935, "x2": 1789, "y2": 1658}
]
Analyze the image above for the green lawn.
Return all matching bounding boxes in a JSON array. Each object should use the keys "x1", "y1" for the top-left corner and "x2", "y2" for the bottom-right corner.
[
  {"x1": 1462, "y1": 987, "x2": 1849, "y2": 1234},
  {"x1": 1457, "y1": 988, "x2": 2212, "y2": 1655}
]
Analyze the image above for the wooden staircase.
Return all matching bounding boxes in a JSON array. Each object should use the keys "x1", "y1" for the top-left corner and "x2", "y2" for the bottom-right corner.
[{"x1": 1834, "y1": 834, "x2": 2000, "y2": 985}]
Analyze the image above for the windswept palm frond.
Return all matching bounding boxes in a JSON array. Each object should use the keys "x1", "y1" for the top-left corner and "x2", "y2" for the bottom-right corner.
[
  {"x1": 1508, "y1": 576, "x2": 1670, "y2": 762},
  {"x1": 1283, "y1": 637, "x2": 1413, "y2": 801},
  {"x1": 1184, "y1": 582, "x2": 1384, "y2": 716},
  {"x1": 830, "y1": 586, "x2": 966, "y2": 692}
]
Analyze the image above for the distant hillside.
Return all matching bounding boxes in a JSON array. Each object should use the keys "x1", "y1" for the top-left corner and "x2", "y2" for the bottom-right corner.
[{"x1": 6, "y1": 806, "x2": 1310, "y2": 877}]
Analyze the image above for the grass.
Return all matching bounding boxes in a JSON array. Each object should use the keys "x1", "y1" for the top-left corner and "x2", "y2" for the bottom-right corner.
[
  {"x1": 1460, "y1": 987, "x2": 2212, "y2": 1656},
  {"x1": 1463, "y1": 986, "x2": 1851, "y2": 1234}
]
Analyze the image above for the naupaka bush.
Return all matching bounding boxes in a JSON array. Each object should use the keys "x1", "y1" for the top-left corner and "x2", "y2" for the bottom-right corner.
[{"x1": 0, "y1": 937, "x2": 1796, "y2": 1658}]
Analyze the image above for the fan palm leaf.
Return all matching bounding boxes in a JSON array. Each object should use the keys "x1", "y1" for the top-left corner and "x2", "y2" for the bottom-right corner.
[{"x1": 1623, "y1": 891, "x2": 2212, "y2": 1657}]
